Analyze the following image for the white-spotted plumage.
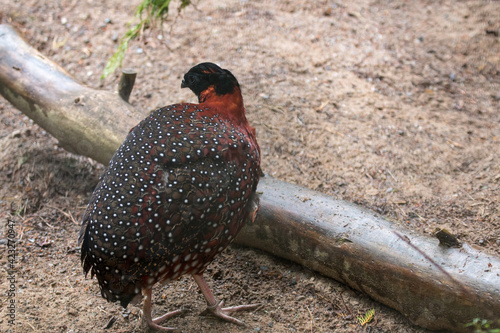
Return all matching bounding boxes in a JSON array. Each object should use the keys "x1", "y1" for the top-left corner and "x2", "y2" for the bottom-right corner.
[
  {"x1": 79, "y1": 103, "x2": 260, "y2": 307},
  {"x1": 80, "y1": 63, "x2": 261, "y2": 331}
]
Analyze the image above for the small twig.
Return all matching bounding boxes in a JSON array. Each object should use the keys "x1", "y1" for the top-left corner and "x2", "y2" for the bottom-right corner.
[
  {"x1": 103, "y1": 316, "x2": 117, "y2": 330},
  {"x1": 306, "y1": 305, "x2": 314, "y2": 332},
  {"x1": 315, "y1": 100, "x2": 330, "y2": 112},
  {"x1": 34, "y1": 215, "x2": 55, "y2": 230},
  {"x1": 26, "y1": 321, "x2": 36, "y2": 331},
  {"x1": 339, "y1": 291, "x2": 354, "y2": 318},
  {"x1": 21, "y1": 216, "x2": 35, "y2": 224},
  {"x1": 446, "y1": 139, "x2": 464, "y2": 149},
  {"x1": 412, "y1": 211, "x2": 426, "y2": 221},
  {"x1": 263, "y1": 104, "x2": 285, "y2": 114},
  {"x1": 46, "y1": 204, "x2": 79, "y2": 225},
  {"x1": 386, "y1": 169, "x2": 398, "y2": 182},
  {"x1": 18, "y1": 225, "x2": 26, "y2": 241},
  {"x1": 313, "y1": 291, "x2": 331, "y2": 304}
]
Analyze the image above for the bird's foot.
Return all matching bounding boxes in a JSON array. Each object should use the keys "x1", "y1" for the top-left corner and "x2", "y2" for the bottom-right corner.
[
  {"x1": 200, "y1": 300, "x2": 260, "y2": 326},
  {"x1": 145, "y1": 309, "x2": 186, "y2": 331},
  {"x1": 143, "y1": 288, "x2": 186, "y2": 331},
  {"x1": 153, "y1": 308, "x2": 186, "y2": 325}
]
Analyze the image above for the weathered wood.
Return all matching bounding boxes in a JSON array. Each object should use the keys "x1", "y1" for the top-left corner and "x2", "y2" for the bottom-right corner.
[
  {"x1": 118, "y1": 68, "x2": 137, "y2": 103},
  {"x1": 1, "y1": 23, "x2": 499, "y2": 332},
  {"x1": 237, "y1": 177, "x2": 500, "y2": 332},
  {"x1": 0, "y1": 24, "x2": 144, "y2": 164}
]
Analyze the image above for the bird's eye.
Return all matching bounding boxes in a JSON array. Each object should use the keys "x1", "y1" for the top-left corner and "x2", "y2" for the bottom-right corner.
[{"x1": 186, "y1": 75, "x2": 199, "y2": 86}]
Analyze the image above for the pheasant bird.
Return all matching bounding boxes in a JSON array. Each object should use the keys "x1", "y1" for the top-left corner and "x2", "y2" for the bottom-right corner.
[{"x1": 79, "y1": 63, "x2": 261, "y2": 331}]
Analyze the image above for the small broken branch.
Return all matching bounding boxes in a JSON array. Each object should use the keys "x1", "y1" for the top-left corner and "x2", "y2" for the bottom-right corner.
[
  {"x1": 1, "y1": 23, "x2": 499, "y2": 332},
  {"x1": 118, "y1": 68, "x2": 137, "y2": 103}
]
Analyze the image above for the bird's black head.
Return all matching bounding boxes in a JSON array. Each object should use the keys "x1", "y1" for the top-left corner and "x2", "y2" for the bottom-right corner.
[{"x1": 181, "y1": 62, "x2": 240, "y2": 99}]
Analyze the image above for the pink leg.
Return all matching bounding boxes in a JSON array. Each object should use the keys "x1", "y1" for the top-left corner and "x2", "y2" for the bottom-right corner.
[
  {"x1": 142, "y1": 288, "x2": 185, "y2": 331},
  {"x1": 192, "y1": 274, "x2": 260, "y2": 326}
]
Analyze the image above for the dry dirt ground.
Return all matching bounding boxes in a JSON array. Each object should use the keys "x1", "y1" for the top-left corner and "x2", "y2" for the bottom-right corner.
[{"x1": 1, "y1": 0, "x2": 499, "y2": 332}]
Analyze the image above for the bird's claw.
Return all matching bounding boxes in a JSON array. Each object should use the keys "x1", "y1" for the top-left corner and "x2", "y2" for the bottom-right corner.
[
  {"x1": 200, "y1": 300, "x2": 260, "y2": 326},
  {"x1": 153, "y1": 308, "x2": 187, "y2": 325}
]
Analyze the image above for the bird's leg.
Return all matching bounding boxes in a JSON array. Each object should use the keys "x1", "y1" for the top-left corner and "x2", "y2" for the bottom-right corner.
[
  {"x1": 142, "y1": 288, "x2": 184, "y2": 331},
  {"x1": 192, "y1": 273, "x2": 259, "y2": 326}
]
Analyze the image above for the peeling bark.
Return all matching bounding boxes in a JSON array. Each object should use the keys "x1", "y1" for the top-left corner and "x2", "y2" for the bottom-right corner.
[{"x1": 1, "y1": 23, "x2": 499, "y2": 332}]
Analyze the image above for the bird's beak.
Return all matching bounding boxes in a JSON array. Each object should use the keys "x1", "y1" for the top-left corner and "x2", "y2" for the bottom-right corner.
[{"x1": 181, "y1": 80, "x2": 187, "y2": 88}]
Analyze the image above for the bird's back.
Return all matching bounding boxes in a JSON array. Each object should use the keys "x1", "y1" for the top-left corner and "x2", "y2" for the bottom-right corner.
[{"x1": 79, "y1": 103, "x2": 260, "y2": 307}]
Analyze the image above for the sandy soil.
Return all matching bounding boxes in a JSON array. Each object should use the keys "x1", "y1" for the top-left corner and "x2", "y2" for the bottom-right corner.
[{"x1": 1, "y1": 0, "x2": 499, "y2": 332}]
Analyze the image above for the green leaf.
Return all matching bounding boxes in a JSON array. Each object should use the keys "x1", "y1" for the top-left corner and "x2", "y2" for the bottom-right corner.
[
  {"x1": 157, "y1": 0, "x2": 173, "y2": 18},
  {"x1": 357, "y1": 309, "x2": 375, "y2": 326},
  {"x1": 101, "y1": 0, "x2": 194, "y2": 79},
  {"x1": 466, "y1": 318, "x2": 500, "y2": 333},
  {"x1": 179, "y1": 0, "x2": 191, "y2": 10},
  {"x1": 101, "y1": 23, "x2": 140, "y2": 79}
]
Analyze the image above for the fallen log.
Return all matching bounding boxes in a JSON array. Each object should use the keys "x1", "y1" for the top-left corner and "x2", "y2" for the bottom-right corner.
[
  {"x1": 237, "y1": 177, "x2": 500, "y2": 331},
  {"x1": 1, "y1": 23, "x2": 498, "y2": 332},
  {"x1": 0, "y1": 24, "x2": 143, "y2": 163}
]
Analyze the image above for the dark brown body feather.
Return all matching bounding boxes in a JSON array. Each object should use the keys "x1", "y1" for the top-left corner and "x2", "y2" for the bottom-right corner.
[{"x1": 79, "y1": 101, "x2": 260, "y2": 307}]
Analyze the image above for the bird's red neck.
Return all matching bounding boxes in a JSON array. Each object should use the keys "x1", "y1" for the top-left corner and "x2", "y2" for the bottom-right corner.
[
  {"x1": 198, "y1": 86, "x2": 246, "y2": 125},
  {"x1": 196, "y1": 86, "x2": 259, "y2": 155}
]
